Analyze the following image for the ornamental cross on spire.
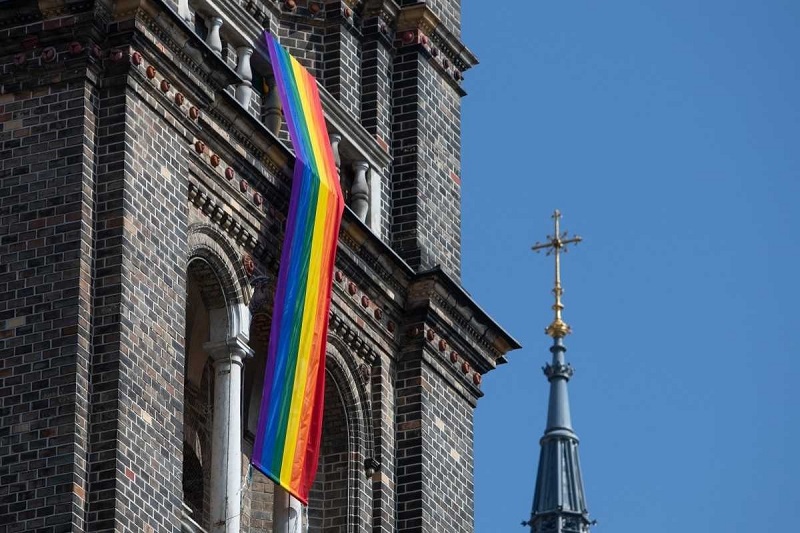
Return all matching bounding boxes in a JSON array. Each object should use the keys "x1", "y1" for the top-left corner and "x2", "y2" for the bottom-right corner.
[{"x1": 532, "y1": 210, "x2": 582, "y2": 338}]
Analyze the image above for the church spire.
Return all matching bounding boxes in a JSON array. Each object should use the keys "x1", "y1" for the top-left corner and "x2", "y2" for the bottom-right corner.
[{"x1": 524, "y1": 210, "x2": 593, "y2": 533}]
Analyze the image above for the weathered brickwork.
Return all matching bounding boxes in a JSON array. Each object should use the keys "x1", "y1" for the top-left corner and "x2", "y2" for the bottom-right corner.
[
  {"x1": 323, "y1": 22, "x2": 361, "y2": 120},
  {"x1": 360, "y1": 19, "x2": 393, "y2": 145},
  {"x1": 85, "y1": 79, "x2": 189, "y2": 531},
  {"x1": 390, "y1": 47, "x2": 463, "y2": 279},
  {"x1": 0, "y1": 1, "x2": 518, "y2": 532},
  {"x1": 360, "y1": 18, "x2": 394, "y2": 242},
  {"x1": 422, "y1": 359, "x2": 476, "y2": 532},
  {"x1": 0, "y1": 79, "x2": 95, "y2": 532},
  {"x1": 277, "y1": 20, "x2": 325, "y2": 76},
  {"x1": 307, "y1": 376, "x2": 349, "y2": 531}
]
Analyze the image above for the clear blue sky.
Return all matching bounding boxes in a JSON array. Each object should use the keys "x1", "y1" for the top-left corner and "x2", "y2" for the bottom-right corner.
[{"x1": 461, "y1": 1, "x2": 800, "y2": 531}]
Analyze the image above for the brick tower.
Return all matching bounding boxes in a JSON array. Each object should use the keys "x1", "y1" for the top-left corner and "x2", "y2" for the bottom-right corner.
[{"x1": 0, "y1": 0, "x2": 519, "y2": 531}]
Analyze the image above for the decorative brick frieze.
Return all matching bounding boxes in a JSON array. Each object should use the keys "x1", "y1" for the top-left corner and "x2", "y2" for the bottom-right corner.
[
  {"x1": 329, "y1": 312, "x2": 379, "y2": 364},
  {"x1": 188, "y1": 181, "x2": 259, "y2": 250}
]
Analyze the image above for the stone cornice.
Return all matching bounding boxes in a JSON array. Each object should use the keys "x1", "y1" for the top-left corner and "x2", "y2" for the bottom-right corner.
[
  {"x1": 362, "y1": 0, "x2": 400, "y2": 24},
  {"x1": 396, "y1": 3, "x2": 477, "y2": 72},
  {"x1": 409, "y1": 267, "x2": 521, "y2": 368},
  {"x1": 336, "y1": 214, "x2": 520, "y2": 372},
  {"x1": 338, "y1": 214, "x2": 411, "y2": 295}
]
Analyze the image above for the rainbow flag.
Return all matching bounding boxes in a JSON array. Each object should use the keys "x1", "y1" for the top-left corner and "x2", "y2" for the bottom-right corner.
[{"x1": 252, "y1": 32, "x2": 344, "y2": 504}]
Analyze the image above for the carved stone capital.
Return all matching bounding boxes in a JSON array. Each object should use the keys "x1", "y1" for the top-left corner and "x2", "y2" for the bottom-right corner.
[{"x1": 204, "y1": 335, "x2": 254, "y2": 365}]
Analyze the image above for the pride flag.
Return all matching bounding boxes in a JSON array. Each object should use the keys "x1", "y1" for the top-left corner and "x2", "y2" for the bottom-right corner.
[{"x1": 252, "y1": 33, "x2": 344, "y2": 504}]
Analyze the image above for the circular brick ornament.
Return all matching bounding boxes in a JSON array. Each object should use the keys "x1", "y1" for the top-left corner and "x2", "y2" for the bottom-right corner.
[
  {"x1": 146, "y1": 65, "x2": 156, "y2": 79},
  {"x1": 402, "y1": 31, "x2": 415, "y2": 44},
  {"x1": 243, "y1": 254, "x2": 256, "y2": 277},
  {"x1": 41, "y1": 47, "x2": 56, "y2": 63},
  {"x1": 426, "y1": 328, "x2": 435, "y2": 342},
  {"x1": 431, "y1": 48, "x2": 439, "y2": 58},
  {"x1": 309, "y1": 2, "x2": 321, "y2": 14},
  {"x1": 373, "y1": 308, "x2": 383, "y2": 320},
  {"x1": 253, "y1": 192, "x2": 263, "y2": 206},
  {"x1": 174, "y1": 92, "x2": 185, "y2": 106},
  {"x1": 194, "y1": 140, "x2": 205, "y2": 153},
  {"x1": 343, "y1": 6, "x2": 352, "y2": 17},
  {"x1": 189, "y1": 106, "x2": 200, "y2": 120},
  {"x1": 421, "y1": 35, "x2": 429, "y2": 45},
  {"x1": 438, "y1": 339, "x2": 447, "y2": 352},
  {"x1": 443, "y1": 58, "x2": 450, "y2": 69},
  {"x1": 334, "y1": 270, "x2": 344, "y2": 282},
  {"x1": 361, "y1": 295, "x2": 370, "y2": 308},
  {"x1": 461, "y1": 361, "x2": 471, "y2": 374},
  {"x1": 91, "y1": 44, "x2": 103, "y2": 58},
  {"x1": 109, "y1": 49, "x2": 123, "y2": 62},
  {"x1": 13, "y1": 53, "x2": 25, "y2": 66},
  {"x1": 387, "y1": 321, "x2": 396, "y2": 333},
  {"x1": 239, "y1": 180, "x2": 249, "y2": 193},
  {"x1": 69, "y1": 42, "x2": 84, "y2": 55},
  {"x1": 473, "y1": 372, "x2": 482, "y2": 385},
  {"x1": 284, "y1": 0, "x2": 296, "y2": 10},
  {"x1": 450, "y1": 351, "x2": 459, "y2": 363},
  {"x1": 131, "y1": 51, "x2": 142, "y2": 65},
  {"x1": 160, "y1": 79, "x2": 170, "y2": 93},
  {"x1": 210, "y1": 154, "x2": 220, "y2": 167},
  {"x1": 347, "y1": 282, "x2": 357, "y2": 295},
  {"x1": 225, "y1": 167, "x2": 235, "y2": 180}
]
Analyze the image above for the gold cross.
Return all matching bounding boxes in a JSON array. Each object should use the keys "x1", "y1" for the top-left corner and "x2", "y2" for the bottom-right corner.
[{"x1": 532, "y1": 210, "x2": 582, "y2": 338}]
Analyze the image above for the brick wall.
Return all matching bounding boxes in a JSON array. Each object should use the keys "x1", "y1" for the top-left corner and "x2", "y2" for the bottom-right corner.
[
  {"x1": 277, "y1": 20, "x2": 325, "y2": 77},
  {"x1": 360, "y1": 17, "x2": 394, "y2": 242},
  {"x1": 307, "y1": 375, "x2": 349, "y2": 530},
  {"x1": 0, "y1": 2, "x2": 514, "y2": 533},
  {"x1": 421, "y1": 359, "x2": 475, "y2": 532},
  {"x1": 0, "y1": 79, "x2": 95, "y2": 532},
  {"x1": 324, "y1": 22, "x2": 362, "y2": 120},
  {"x1": 85, "y1": 76, "x2": 188, "y2": 531},
  {"x1": 390, "y1": 47, "x2": 463, "y2": 280}
]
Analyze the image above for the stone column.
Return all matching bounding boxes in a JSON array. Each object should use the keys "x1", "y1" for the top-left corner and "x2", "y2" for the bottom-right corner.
[
  {"x1": 351, "y1": 161, "x2": 370, "y2": 222},
  {"x1": 329, "y1": 133, "x2": 342, "y2": 173},
  {"x1": 204, "y1": 305, "x2": 252, "y2": 533},
  {"x1": 263, "y1": 77, "x2": 283, "y2": 136},
  {"x1": 206, "y1": 17, "x2": 223, "y2": 56},
  {"x1": 235, "y1": 46, "x2": 254, "y2": 108},
  {"x1": 177, "y1": 0, "x2": 192, "y2": 24},
  {"x1": 273, "y1": 487, "x2": 304, "y2": 533}
]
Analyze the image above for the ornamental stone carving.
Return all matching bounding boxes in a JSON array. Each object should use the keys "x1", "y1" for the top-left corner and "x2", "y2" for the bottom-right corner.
[{"x1": 543, "y1": 362, "x2": 574, "y2": 380}]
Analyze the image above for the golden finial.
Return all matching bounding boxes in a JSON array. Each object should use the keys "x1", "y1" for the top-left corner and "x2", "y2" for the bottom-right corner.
[{"x1": 531, "y1": 210, "x2": 582, "y2": 338}]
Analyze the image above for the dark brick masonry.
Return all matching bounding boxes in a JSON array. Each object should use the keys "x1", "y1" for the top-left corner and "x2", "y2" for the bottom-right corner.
[{"x1": 0, "y1": 0, "x2": 518, "y2": 531}]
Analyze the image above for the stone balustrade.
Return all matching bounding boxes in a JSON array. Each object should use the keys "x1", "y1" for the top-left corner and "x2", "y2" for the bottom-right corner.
[{"x1": 183, "y1": 0, "x2": 385, "y2": 233}]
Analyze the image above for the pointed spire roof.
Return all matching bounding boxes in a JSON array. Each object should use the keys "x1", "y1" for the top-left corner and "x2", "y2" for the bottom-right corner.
[{"x1": 526, "y1": 211, "x2": 593, "y2": 533}]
